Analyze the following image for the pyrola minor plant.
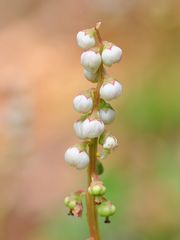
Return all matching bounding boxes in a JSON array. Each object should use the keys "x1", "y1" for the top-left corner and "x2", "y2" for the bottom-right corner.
[{"x1": 64, "y1": 22, "x2": 123, "y2": 240}]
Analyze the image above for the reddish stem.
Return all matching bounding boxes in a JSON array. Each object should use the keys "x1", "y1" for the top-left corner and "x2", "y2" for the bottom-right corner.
[{"x1": 86, "y1": 24, "x2": 105, "y2": 240}]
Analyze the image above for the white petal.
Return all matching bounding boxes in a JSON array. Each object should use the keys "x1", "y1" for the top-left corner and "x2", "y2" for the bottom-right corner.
[
  {"x1": 77, "y1": 31, "x2": 96, "y2": 50},
  {"x1": 100, "y1": 81, "x2": 122, "y2": 101},
  {"x1": 82, "y1": 119, "x2": 104, "y2": 138},
  {"x1": 111, "y1": 46, "x2": 122, "y2": 63},
  {"x1": 73, "y1": 95, "x2": 93, "y2": 113},
  {"x1": 102, "y1": 49, "x2": 114, "y2": 66},
  {"x1": 81, "y1": 51, "x2": 101, "y2": 73},
  {"x1": 102, "y1": 45, "x2": 122, "y2": 66},
  {"x1": 76, "y1": 151, "x2": 89, "y2": 169},
  {"x1": 99, "y1": 108, "x2": 116, "y2": 124},
  {"x1": 73, "y1": 121, "x2": 86, "y2": 139},
  {"x1": 83, "y1": 69, "x2": 97, "y2": 82},
  {"x1": 103, "y1": 136, "x2": 118, "y2": 149},
  {"x1": 64, "y1": 147, "x2": 79, "y2": 165}
]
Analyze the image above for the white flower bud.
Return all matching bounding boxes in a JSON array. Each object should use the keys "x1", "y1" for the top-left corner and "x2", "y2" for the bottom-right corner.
[
  {"x1": 73, "y1": 95, "x2": 93, "y2": 113},
  {"x1": 100, "y1": 79, "x2": 122, "y2": 101},
  {"x1": 82, "y1": 118, "x2": 104, "y2": 138},
  {"x1": 64, "y1": 147, "x2": 78, "y2": 166},
  {"x1": 76, "y1": 31, "x2": 96, "y2": 50},
  {"x1": 64, "y1": 146, "x2": 89, "y2": 169},
  {"x1": 81, "y1": 50, "x2": 101, "y2": 73},
  {"x1": 99, "y1": 108, "x2": 116, "y2": 124},
  {"x1": 73, "y1": 120, "x2": 86, "y2": 139},
  {"x1": 83, "y1": 69, "x2": 98, "y2": 83},
  {"x1": 103, "y1": 136, "x2": 118, "y2": 149},
  {"x1": 74, "y1": 118, "x2": 104, "y2": 139},
  {"x1": 102, "y1": 45, "x2": 122, "y2": 66}
]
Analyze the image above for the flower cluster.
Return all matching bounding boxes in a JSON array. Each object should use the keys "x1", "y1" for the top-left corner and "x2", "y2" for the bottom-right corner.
[{"x1": 64, "y1": 23, "x2": 123, "y2": 232}]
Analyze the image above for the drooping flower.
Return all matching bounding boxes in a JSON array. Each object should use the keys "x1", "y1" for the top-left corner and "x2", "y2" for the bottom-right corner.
[
  {"x1": 83, "y1": 69, "x2": 98, "y2": 83},
  {"x1": 81, "y1": 50, "x2": 101, "y2": 73},
  {"x1": 99, "y1": 107, "x2": 116, "y2": 124},
  {"x1": 102, "y1": 42, "x2": 122, "y2": 66},
  {"x1": 73, "y1": 94, "x2": 93, "y2": 113},
  {"x1": 76, "y1": 29, "x2": 96, "y2": 50},
  {"x1": 100, "y1": 78, "x2": 122, "y2": 101},
  {"x1": 74, "y1": 115, "x2": 104, "y2": 139},
  {"x1": 103, "y1": 136, "x2": 118, "y2": 149},
  {"x1": 64, "y1": 146, "x2": 89, "y2": 169},
  {"x1": 81, "y1": 116, "x2": 104, "y2": 138}
]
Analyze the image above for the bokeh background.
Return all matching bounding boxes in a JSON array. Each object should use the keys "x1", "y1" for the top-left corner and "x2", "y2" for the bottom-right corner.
[{"x1": 0, "y1": 0, "x2": 180, "y2": 239}]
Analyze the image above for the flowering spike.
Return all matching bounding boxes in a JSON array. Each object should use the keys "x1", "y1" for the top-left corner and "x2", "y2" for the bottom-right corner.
[{"x1": 64, "y1": 23, "x2": 123, "y2": 239}]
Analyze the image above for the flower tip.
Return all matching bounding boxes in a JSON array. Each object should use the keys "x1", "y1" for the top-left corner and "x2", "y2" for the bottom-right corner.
[{"x1": 95, "y1": 22, "x2": 102, "y2": 29}]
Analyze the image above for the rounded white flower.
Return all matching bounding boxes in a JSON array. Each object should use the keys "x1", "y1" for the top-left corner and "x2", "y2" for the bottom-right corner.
[
  {"x1": 103, "y1": 136, "x2": 118, "y2": 149},
  {"x1": 76, "y1": 151, "x2": 89, "y2": 169},
  {"x1": 64, "y1": 146, "x2": 89, "y2": 169},
  {"x1": 73, "y1": 95, "x2": 93, "y2": 113},
  {"x1": 76, "y1": 31, "x2": 96, "y2": 50},
  {"x1": 64, "y1": 147, "x2": 79, "y2": 166},
  {"x1": 83, "y1": 69, "x2": 97, "y2": 82},
  {"x1": 81, "y1": 50, "x2": 101, "y2": 73},
  {"x1": 73, "y1": 120, "x2": 86, "y2": 139},
  {"x1": 100, "y1": 80, "x2": 122, "y2": 101},
  {"x1": 99, "y1": 108, "x2": 116, "y2": 124},
  {"x1": 102, "y1": 45, "x2": 122, "y2": 66},
  {"x1": 82, "y1": 118, "x2": 104, "y2": 138}
]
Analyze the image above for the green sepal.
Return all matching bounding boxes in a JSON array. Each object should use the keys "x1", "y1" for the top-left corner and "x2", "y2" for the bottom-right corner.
[
  {"x1": 96, "y1": 160, "x2": 104, "y2": 175},
  {"x1": 99, "y1": 99, "x2": 106, "y2": 109},
  {"x1": 99, "y1": 131, "x2": 106, "y2": 145},
  {"x1": 99, "y1": 99, "x2": 114, "y2": 111},
  {"x1": 79, "y1": 113, "x2": 91, "y2": 121},
  {"x1": 102, "y1": 41, "x2": 112, "y2": 50}
]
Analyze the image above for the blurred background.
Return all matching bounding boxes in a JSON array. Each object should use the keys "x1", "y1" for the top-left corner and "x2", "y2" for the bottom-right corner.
[{"x1": 0, "y1": 0, "x2": 180, "y2": 239}]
